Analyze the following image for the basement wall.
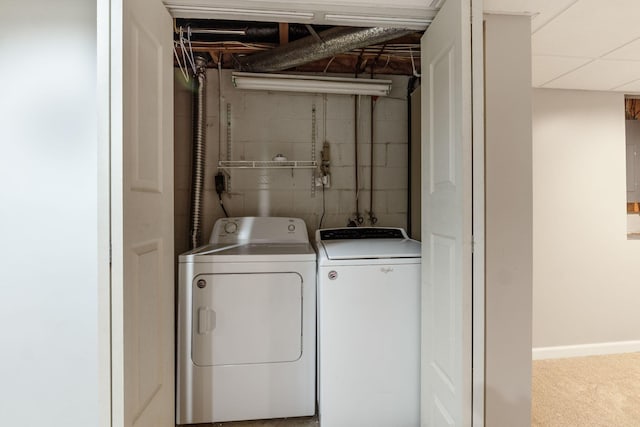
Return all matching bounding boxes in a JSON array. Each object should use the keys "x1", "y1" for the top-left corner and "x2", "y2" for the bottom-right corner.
[
  {"x1": 174, "y1": 69, "x2": 410, "y2": 254},
  {"x1": 484, "y1": 13, "x2": 533, "y2": 426},
  {"x1": 533, "y1": 89, "x2": 640, "y2": 357},
  {"x1": 0, "y1": 0, "x2": 99, "y2": 425}
]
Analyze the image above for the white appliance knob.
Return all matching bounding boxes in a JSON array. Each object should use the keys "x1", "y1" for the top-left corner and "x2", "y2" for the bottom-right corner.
[
  {"x1": 224, "y1": 222, "x2": 238, "y2": 234},
  {"x1": 288, "y1": 224, "x2": 296, "y2": 232}
]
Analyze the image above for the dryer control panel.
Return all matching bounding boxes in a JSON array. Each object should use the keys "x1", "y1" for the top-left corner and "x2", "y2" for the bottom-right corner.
[{"x1": 209, "y1": 217, "x2": 309, "y2": 244}]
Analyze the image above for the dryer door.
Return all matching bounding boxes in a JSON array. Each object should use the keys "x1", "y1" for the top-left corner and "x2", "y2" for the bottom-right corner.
[{"x1": 192, "y1": 272, "x2": 303, "y2": 367}]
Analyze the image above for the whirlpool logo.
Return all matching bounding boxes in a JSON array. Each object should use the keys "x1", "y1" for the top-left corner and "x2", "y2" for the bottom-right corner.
[{"x1": 380, "y1": 267, "x2": 394, "y2": 274}]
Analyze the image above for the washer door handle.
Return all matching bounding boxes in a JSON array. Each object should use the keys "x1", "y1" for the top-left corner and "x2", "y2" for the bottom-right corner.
[{"x1": 198, "y1": 307, "x2": 216, "y2": 335}]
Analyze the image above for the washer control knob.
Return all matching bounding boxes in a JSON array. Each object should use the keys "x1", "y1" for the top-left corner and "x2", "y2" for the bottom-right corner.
[
  {"x1": 196, "y1": 279, "x2": 207, "y2": 289},
  {"x1": 224, "y1": 222, "x2": 238, "y2": 234},
  {"x1": 288, "y1": 224, "x2": 296, "y2": 232}
]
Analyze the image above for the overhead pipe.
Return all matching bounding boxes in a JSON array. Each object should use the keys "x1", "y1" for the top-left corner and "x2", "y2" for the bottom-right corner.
[
  {"x1": 369, "y1": 91, "x2": 378, "y2": 226},
  {"x1": 238, "y1": 26, "x2": 413, "y2": 72},
  {"x1": 353, "y1": 95, "x2": 361, "y2": 226},
  {"x1": 189, "y1": 54, "x2": 209, "y2": 249},
  {"x1": 177, "y1": 20, "x2": 330, "y2": 43},
  {"x1": 406, "y1": 76, "x2": 418, "y2": 237}
]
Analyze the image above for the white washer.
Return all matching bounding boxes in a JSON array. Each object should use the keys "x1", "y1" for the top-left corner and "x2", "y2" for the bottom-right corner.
[
  {"x1": 177, "y1": 217, "x2": 316, "y2": 425},
  {"x1": 316, "y1": 227, "x2": 421, "y2": 427}
]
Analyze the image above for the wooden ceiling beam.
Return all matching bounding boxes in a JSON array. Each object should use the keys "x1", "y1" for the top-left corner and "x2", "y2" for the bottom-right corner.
[{"x1": 279, "y1": 23, "x2": 289, "y2": 45}]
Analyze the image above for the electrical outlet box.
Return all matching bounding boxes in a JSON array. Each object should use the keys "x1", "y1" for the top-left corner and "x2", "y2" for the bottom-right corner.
[
  {"x1": 315, "y1": 174, "x2": 331, "y2": 188},
  {"x1": 215, "y1": 172, "x2": 226, "y2": 194},
  {"x1": 322, "y1": 142, "x2": 331, "y2": 163}
]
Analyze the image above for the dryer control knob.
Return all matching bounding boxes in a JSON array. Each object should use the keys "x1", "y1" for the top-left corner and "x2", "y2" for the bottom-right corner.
[
  {"x1": 288, "y1": 224, "x2": 296, "y2": 232},
  {"x1": 224, "y1": 222, "x2": 238, "y2": 234}
]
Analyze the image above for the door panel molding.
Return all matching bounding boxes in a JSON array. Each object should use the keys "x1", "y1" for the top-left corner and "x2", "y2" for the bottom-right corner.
[
  {"x1": 420, "y1": 0, "x2": 474, "y2": 425},
  {"x1": 111, "y1": 0, "x2": 175, "y2": 425}
]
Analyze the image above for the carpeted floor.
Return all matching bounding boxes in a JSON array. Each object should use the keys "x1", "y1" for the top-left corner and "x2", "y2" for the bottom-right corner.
[
  {"x1": 189, "y1": 354, "x2": 640, "y2": 427},
  {"x1": 532, "y1": 352, "x2": 640, "y2": 426}
]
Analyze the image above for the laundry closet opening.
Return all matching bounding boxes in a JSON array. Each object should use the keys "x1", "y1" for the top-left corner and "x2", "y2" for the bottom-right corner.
[{"x1": 171, "y1": 18, "x2": 424, "y2": 256}]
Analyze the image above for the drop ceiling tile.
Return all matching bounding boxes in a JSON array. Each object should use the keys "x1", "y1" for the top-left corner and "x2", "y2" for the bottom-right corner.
[
  {"x1": 530, "y1": 0, "x2": 578, "y2": 32},
  {"x1": 532, "y1": 55, "x2": 592, "y2": 87},
  {"x1": 532, "y1": 0, "x2": 640, "y2": 58},
  {"x1": 483, "y1": 0, "x2": 577, "y2": 32},
  {"x1": 612, "y1": 79, "x2": 640, "y2": 94},
  {"x1": 543, "y1": 59, "x2": 640, "y2": 91},
  {"x1": 605, "y1": 37, "x2": 640, "y2": 61}
]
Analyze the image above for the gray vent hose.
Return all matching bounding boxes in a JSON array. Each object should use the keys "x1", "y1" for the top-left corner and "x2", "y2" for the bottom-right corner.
[
  {"x1": 238, "y1": 26, "x2": 412, "y2": 73},
  {"x1": 189, "y1": 55, "x2": 208, "y2": 249}
]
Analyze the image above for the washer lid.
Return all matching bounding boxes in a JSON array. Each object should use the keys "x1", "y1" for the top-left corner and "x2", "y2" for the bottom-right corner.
[{"x1": 320, "y1": 238, "x2": 421, "y2": 260}]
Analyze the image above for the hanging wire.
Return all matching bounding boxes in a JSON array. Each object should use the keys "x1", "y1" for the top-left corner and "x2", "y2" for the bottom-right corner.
[
  {"x1": 173, "y1": 26, "x2": 197, "y2": 82},
  {"x1": 409, "y1": 47, "x2": 421, "y2": 78},
  {"x1": 173, "y1": 44, "x2": 189, "y2": 82},
  {"x1": 184, "y1": 27, "x2": 197, "y2": 73},
  {"x1": 319, "y1": 183, "x2": 326, "y2": 229},
  {"x1": 323, "y1": 56, "x2": 337, "y2": 73}
]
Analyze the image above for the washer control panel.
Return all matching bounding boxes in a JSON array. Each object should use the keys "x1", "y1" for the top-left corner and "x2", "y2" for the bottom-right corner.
[{"x1": 210, "y1": 217, "x2": 309, "y2": 244}]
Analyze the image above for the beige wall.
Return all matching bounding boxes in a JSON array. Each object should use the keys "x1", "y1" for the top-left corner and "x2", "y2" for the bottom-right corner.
[
  {"x1": 484, "y1": 14, "x2": 533, "y2": 426},
  {"x1": 0, "y1": 0, "x2": 100, "y2": 424},
  {"x1": 533, "y1": 89, "x2": 640, "y2": 352}
]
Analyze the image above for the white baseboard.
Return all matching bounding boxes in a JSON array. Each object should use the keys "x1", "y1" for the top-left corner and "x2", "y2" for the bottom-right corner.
[{"x1": 532, "y1": 340, "x2": 640, "y2": 360}]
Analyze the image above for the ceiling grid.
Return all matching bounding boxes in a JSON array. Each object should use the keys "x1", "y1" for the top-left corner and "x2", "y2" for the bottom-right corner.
[{"x1": 486, "y1": 0, "x2": 640, "y2": 93}]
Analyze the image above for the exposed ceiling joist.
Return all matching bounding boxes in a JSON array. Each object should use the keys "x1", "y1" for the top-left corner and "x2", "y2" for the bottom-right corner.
[
  {"x1": 174, "y1": 19, "x2": 423, "y2": 76},
  {"x1": 278, "y1": 23, "x2": 288, "y2": 45}
]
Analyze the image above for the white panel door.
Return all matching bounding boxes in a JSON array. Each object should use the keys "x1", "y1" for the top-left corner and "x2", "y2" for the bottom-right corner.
[
  {"x1": 420, "y1": 0, "x2": 473, "y2": 425},
  {"x1": 111, "y1": 0, "x2": 174, "y2": 426}
]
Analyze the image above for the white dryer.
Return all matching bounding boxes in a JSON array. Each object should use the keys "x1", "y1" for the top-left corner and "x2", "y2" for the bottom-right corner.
[
  {"x1": 177, "y1": 217, "x2": 316, "y2": 425},
  {"x1": 316, "y1": 227, "x2": 421, "y2": 427}
]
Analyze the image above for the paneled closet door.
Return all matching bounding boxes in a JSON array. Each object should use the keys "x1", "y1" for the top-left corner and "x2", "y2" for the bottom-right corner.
[
  {"x1": 420, "y1": 0, "x2": 474, "y2": 425},
  {"x1": 111, "y1": 0, "x2": 175, "y2": 425}
]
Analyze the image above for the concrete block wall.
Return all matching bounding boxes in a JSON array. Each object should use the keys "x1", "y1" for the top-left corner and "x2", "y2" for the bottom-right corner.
[{"x1": 175, "y1": 69, "x2": 410, "y2": 255}]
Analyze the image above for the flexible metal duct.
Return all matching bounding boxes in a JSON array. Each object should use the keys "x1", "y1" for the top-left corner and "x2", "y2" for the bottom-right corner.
[
  {"x1": 238, "y1": 26, "x2": 413, "y2": 72},
  {"x1": 190, "y1": 55, "x2": 208, "y2": 249}
]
